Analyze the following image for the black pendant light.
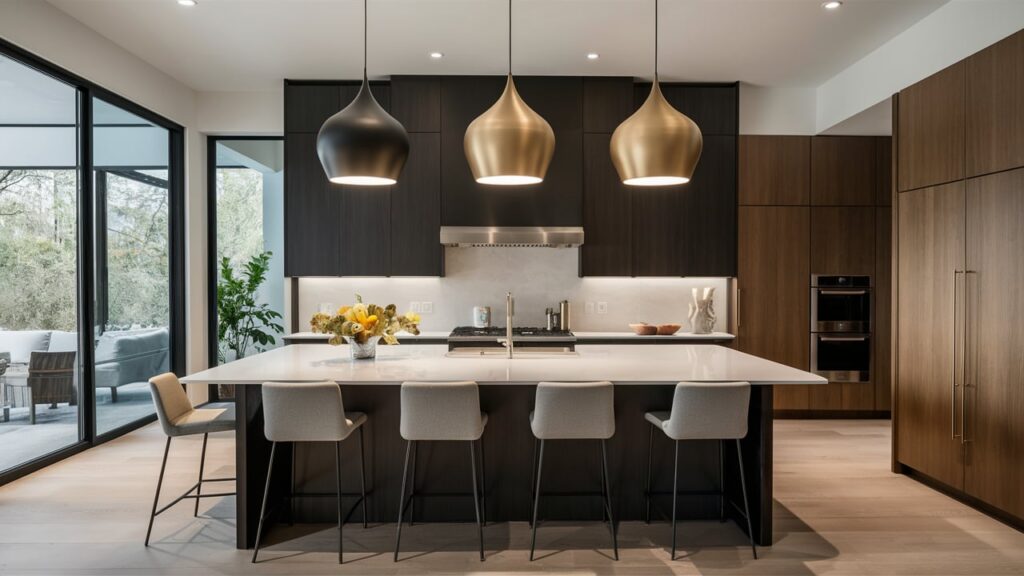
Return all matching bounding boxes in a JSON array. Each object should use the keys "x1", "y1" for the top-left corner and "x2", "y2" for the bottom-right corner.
[{"x1": 317, "y1": 0, "x2": 409, "y2": 185}]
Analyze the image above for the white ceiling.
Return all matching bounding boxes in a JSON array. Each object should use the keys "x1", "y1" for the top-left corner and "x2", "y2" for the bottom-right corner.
[{"x1": 46, "y1": 0, "x2": 947, "y2": 92}]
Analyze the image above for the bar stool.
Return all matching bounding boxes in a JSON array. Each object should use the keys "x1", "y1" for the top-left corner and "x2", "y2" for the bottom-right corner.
[
  {"x1": 394, "y1": 381, "x2": 486, "y2": 562},
  {"x1": 643, "y1": 381, "x2": 756, "y2": 560},
  {"x1": 253, "y1": 381, "x2": 368, "y2": 564},
  {"x1": 146, "y1": 373, "x2": 236, "y2": 546},
  {"x1": 529, "y1": 381, "x2": 618, "y2": 561}
]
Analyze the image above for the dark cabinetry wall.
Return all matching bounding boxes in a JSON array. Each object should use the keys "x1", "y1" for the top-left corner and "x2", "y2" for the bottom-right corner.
[
  {"x1": 738, "y1": 136, "x2": 810, "y2": 205},
  {"x1": 811, "y1": 136, "x2": 876, "y2": 206},
  {"x1": 581, "y1": 82, "x2": 739, "y2": 277},
  {"x1": 897, "y1": 62, "x2": 965, "y2": 192},
  {"x1": 966, "y1": 29, "x2": 1024, "y2": 178}
]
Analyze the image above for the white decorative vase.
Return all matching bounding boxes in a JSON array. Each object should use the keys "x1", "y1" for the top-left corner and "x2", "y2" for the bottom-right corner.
[
  {"x1": 349, "y1": 336, "x2": 380, "y2": 360},
  {"x1": 687, "y1": 287, "x2": 716, "y2": 334}
]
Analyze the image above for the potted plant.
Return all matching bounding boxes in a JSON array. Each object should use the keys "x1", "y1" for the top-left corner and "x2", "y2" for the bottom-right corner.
[
  {"x1": 217, "y1": 251, "x2": 284, "y2": 363},
  {"x1": 310, "y1": 295, "x2": 420, "y2": 360}
]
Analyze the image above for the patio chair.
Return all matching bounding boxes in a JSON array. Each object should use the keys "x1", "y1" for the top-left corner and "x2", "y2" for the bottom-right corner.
[{"x1": 6, "y1": 351, "x2": 77, "y2": 425}]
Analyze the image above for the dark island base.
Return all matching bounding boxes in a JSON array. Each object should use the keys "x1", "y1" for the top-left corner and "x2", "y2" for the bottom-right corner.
[{"x1": 235, "y1": 384, "x2": 774, "y2": 549}]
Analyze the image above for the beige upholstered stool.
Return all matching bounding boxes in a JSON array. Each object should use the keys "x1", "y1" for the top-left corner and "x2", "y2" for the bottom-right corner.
[{"x1": 146, "y1": 372, "x2": 236, "y2": 546}]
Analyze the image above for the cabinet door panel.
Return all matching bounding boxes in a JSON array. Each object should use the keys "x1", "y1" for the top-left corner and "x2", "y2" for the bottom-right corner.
[
  {"x1": 737, "y1": 207, "x2": 810, "y2": 410},
  {"x1": 661, "y1": 84, "x2": 738, "y2": 136},
  {"x1": 391, "y1": 76, "x2": 441, "y2": 132},
  {"x1": 583, "y1": 77, "x2": 634, "y2": 133},
  {"x1": 897, "y1": 181, "x2": 964, "y2": 490},
  {"x1": 679, "y1": 135, "x2": 737, "y2": 276},
  {"x1": 285, "y1": 84, "x2": 340, "y2": 133},
  {"x1": 875, "y1": 206, "x2": 893, "y2": 412},
  {"x1": 632, "y1": 186, "x2": 682, "y2": 276},
  {"x1": 391, "y1": 133, "x2": 442, "y2": 276},
  {"x1": 876, "y1": 137, "x2": 893, "y2": 206},
  {"x1": 811, "y1": 136, "x2": 876, "y2": 206},
  {"x1": 965, "y1": 168, "x2": 1024, "y2": 519},
  {"x1": 580, "y1": 133, "x2": 631, "y2": 276},
  {"x1": 810, "y1": 207, "x2": 875, "y2": 276},
  {"x1": 340, "y1": 186, "x2": 391, "y2": 276},
  {"x1": 898, "y1": 63, "x2": 965, "y2": 191},
  {"x1": 284, "y1": 133, "x2": 341, "y2": 276},
  {"x1": 739, "y1": 136, "x2": 810, "y2": 205},
  {"x1": 966, "y1": 30, "x2": 1024, "y2": 177}
]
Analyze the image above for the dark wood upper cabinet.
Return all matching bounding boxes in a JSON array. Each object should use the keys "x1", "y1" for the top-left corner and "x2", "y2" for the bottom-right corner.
[
  {"x1": 679, "y1": 135, "x2": 737, "y2": 276},
  {"x1": 739, "y1": 135, "x2": 810, "y2": 205},
  {"x1": 583, "y1": 77, "x2": 634, "y2": 133},
  {"x1": 285, "y1": 83, "x2": 340, "y2": 133},
  {"x1": 637, "y1": 83, "x2": 738, "y2": 135},
  {"x1": 810, "y1": 207, "x2": 875, "y2": 275},
  {"x1": 966, "y1": 29, "x2": 1024, "y2": 178},
  {"x1": 631, "y1": 185, "x2": 682, "y2": 276},
  {"x1": 898, "y1": 62, "x2": 965, "y2": 192},
  {"x1": 876, "y1": 136, "x2": 893, "y2": 206},
  {"x1": 391, "y1": 133, "x2": 442, "y2": 276},
  {"x1": 874, "y1": 205, "x2": 892, "y2": 412},
  {"x1": 339, "y1": 186, "x2": 391, "y2": 276},
  {"x1": 811, "y1": 136, "x2": 876, "y2": 206},
  {"x1": 580, "y1": 133, "x2": 632, "y2": 276},
  {"x1": 440, "y1": 76, "x2": 582, "y2": 226},
  {"x1": 391, "y1": 75, "x2": 441, "y2": 132},
  {"x1": 284, "y1": 133, "x2": 341, "y2": 276}
]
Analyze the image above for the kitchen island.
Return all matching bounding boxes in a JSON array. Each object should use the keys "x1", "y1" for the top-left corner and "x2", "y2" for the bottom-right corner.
[{"x1": 182, "y1": 344, "x2": 823, "y2": 549}]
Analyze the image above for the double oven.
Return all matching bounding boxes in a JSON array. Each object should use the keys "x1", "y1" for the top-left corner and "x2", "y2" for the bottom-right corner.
[{"x1": 810, "y1": 275, "x2": 871, "y2": 383}]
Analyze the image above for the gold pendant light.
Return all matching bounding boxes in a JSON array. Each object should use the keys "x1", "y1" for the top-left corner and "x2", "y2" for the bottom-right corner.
[
  {"x1": 610, "y1": 0, "x2": 702, "y2": 186},
  {"x1": 464, "y1": 0, "x2": 555, "y2": 185}
]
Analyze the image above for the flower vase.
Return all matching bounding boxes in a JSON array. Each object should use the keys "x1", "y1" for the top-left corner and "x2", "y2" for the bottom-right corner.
[
  {"x1": 687, "y1": 287, "x2": 716, "y2": 334},
  {"x1": 350, "y1": 336, "x2": 380, "y2": 360}
]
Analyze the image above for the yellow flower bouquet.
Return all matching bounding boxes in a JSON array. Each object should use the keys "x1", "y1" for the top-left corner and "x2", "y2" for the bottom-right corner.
[{"x1": 310, "y1": 295, "x2": 421, "y2": 359}]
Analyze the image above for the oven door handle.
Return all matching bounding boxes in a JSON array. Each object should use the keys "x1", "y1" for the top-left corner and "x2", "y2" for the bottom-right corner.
[
  {"x1": 817, "y1": 335, "x2": 870, "y2": 342},
  {"x1": 817, "y1": 289, "x2": 869, "y2": 296}
]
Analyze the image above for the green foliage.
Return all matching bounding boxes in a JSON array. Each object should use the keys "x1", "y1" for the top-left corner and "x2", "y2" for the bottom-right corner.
[{"x1": 217, "y1": 251, "x2": 283, "y2": 362}]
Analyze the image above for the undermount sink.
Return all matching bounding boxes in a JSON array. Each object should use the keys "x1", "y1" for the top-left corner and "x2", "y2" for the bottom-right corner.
[{"x1": 445, "y1": 347, "x2": 579, "y2": 358}]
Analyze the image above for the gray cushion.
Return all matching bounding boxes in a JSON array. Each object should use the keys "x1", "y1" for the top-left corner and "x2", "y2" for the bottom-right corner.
[
  {"x1": 262, "y1": 381, "x2": 364, "y2": 443},
  {"x1": 150, "y1": 372, "x2": 236, "y2": 437},
  {"x1": 531, "y1": 381, "x2": 615, "y2": 440},
  {"x1": 0, "y1": 330, "x2": 52, "y2": 364},
  {"x1": 400, "y1": 381, "x2": 486, "y2": 441},
  {"x1": 651, "y1": 382, "x2": 750, "y2": 441}
]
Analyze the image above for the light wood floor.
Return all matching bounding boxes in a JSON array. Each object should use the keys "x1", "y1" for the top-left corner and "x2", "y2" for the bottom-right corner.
[{"x1": 1, "y1": 419, "x2": 1021, "y2": 575}]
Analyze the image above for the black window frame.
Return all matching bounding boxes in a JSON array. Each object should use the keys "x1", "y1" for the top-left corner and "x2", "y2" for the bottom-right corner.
[{"x1": 0, "y1": 38, "x2": 187, "y2": 485}]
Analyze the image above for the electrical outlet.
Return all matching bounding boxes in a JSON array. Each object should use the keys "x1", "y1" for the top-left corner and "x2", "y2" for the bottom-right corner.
[
  {"x1": 597, "y1": 302, "x2": 608, "y2": 315},
  {"x1": 585, "y1": 301, "x2": 595, "y2": 314},
  {"x1": 410, "y1": 301, "x2": 422, "y2": 313},
  {"x1": 421, "y1": 301, "x2": 433, "y2": 314}
]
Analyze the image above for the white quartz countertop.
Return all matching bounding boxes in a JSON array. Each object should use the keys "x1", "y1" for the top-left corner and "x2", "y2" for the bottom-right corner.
[
  {"x1": 182, "y1": 344, "x2": 824, "y2": 386},
  {"x1": 282, "y1": 330, "x2": 734, "y2": 341}
]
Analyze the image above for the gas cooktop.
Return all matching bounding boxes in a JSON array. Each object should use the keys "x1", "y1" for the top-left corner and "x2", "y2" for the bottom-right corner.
[{"x1": 450, "y1": 326, "x2": 575, "y2": 339}]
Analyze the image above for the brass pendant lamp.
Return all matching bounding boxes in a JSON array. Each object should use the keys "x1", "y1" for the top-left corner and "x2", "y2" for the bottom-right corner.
[
  {"x1": 464, "y1": 0, "x2": 555, "y2": 185},
  {"x1": 317, "y1": 0, "x2": 409, "y2": 185},
  {"x1": 610, "y1": 0, "x2": 702, "y2": 186}
]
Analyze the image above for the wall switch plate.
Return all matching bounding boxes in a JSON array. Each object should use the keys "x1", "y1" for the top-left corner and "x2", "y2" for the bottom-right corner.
[
  {"x1": 410, "y1": 302, "x2": 422, "y2": 313},
  {"x1": 421, "y1": 301, "x2": 433, "y2": 314},
  {"x1": 597, "y1": 302, "x2": 608, "y2": 314},
  {"x1": 585, "y1": 301, "x2": 595, "y2": 314}
]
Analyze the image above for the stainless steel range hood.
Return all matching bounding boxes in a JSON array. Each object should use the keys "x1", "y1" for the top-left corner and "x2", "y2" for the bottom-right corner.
[{"x1": 440, "y1": 226, "x2": 584, "y2": 248}]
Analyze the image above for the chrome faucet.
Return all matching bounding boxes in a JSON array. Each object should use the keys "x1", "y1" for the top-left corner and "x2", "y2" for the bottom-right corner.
[{"x1": 500, "y1": 291, "x2": 514, "y2": 358}]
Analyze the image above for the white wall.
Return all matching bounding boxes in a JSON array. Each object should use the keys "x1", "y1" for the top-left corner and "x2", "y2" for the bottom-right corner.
[
  {"x1": 299, "y1": 248, "x2": 730, "y2": 333},
  {"x1": 739, "y1": 84, "x2": 817, "y2": 135},
  {"x1": 816, "y1": 0, "x2": 1024, "y2": 134}
]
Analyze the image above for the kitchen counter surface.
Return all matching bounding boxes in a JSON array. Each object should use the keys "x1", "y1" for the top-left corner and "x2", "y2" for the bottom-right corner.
[
  {"x1": 282, "y1": 331, "x2": 449, "y2": 342},
  {"x1": 182, "y1": 343, "x2": 823, "y2": 386},
  {"x1": 282, "y1": 330, "x2": 735, "y2": 343}
]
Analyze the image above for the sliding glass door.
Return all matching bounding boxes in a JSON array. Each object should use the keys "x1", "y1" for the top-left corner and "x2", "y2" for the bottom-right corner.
[{"x1": 0, "y1": 41, "x2": 185, "y2": 481}]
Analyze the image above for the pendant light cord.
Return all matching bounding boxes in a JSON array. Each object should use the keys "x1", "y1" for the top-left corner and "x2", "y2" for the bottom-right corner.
[
  {"x1": 508, "y1": 0, "x2": 512, "y2": 75},
  {"x1": 363, "y1": 0, "x2": 368, "y2": 80},
  {"x1": 654, "y1": 0, "x2": 658, "y2": 82}
]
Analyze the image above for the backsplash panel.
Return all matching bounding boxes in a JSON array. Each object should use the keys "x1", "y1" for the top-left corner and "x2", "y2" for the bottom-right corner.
[{"x1": 298, "y1": 248, "x2": 730, "y2": 332}]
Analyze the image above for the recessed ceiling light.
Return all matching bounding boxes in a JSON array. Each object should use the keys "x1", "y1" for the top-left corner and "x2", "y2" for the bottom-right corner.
[
  {"x1": 587, "y1": 53, "x2": 600, "y2": 60},
  {"x1": 429, "y1": 52, "x2": 444, "y2": 59},
  {"x1": 822, "y1": 1, "x2": 842, "y2": 9},
  {"x1": 177, "y1": 0, "x2": 197, "y2": 6}
]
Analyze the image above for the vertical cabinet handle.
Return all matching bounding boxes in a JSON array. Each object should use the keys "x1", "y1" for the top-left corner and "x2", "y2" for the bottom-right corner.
[
  {"x1": 952, "y1": 270, "x2": 964, "y2": 440},
  {"x1": 736, "y1": 288, "x2": 742, "y2": 328},
  {"x1": 962, "y1": 270, "x2": 977, "y2": 444}
]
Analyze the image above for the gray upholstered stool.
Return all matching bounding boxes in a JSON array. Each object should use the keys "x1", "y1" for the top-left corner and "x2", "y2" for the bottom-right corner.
[
  {"x1": 394, "y1": 381, "x2": 487, "y2": 562},
  {"x1": 644, "y1": 381, "x2": 756, "y2": 560},
  {"x1": 529, "y1": 381, "x2": 618, "y2": 561},
  {"x1": 253, "y1": 381, "x2": 368, "y2": 564},
  {"x1": 146, "y1": 372, "x2": 236, "y2": 546}
]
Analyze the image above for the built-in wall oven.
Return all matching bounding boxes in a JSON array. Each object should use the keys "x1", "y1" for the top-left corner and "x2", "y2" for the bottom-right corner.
[{"x1": 810, "y1": 275, "x2": 871, "y2": 382}]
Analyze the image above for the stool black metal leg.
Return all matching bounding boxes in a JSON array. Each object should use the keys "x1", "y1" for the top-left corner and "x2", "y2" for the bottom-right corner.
[
  {"x1": 736, "y1": 439, "x2": 757, "y2": 559},
  {"x1": 194, "y1": 433, "x2": 208, "y2": 517},
  {"x1": 599, "y1": 442, "x2": 607, "y2": 523},
  {"x1": 601, "y1": 439, "x2": 618, "y2": 561},
  {"x1": 393, "y1": 440, "x2": 412, "y2": 562},
  {"x1": 469, "y1": 440, "x2": 484, "y2": 561},
  {"x1": 408, "y1": 440, "x2": 418, "y2": 526},
  {"x1": 335, "y1": 440, "x2": 343, "y2": 564},
  {"x1": 671, "y1": 439, "x2": 679, "y2": 561},
  {"x1": 529, "y1": 437, "x2": 538, "y2": 527},
  {"x1": 358, "y1": 426, "x2": 368, "y2": 529},
  {"x1": 479, "y1": 437, "x2": 487, "y2": 526},
  {"x1": 529, "y1": 439, "x2": 545, "y2": 561},
  {"x1": 645, "y1": 423, "x2": 654, "y2": 524},
  {"x1": 144, "y1": 436, "x2": 171, "y2": 546},
  {"x1": 252, "y1": 441, "x2": 277, "y2": 563},
  {"x1": 719, "y1": 439, "x2": 726, "y2": 522}
]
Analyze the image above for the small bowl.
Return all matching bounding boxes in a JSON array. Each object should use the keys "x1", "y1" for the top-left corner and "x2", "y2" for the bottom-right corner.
[
  {"x1": 657, "y1": 323, "x2": 682, "y2": 335},
  {"x1": 629, "y1": 323, "x2": 658, "y2": 336}
]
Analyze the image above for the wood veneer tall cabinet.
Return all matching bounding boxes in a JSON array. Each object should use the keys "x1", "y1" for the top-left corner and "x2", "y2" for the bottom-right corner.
[{"x1": 894, "y1": 29, "x2": 1024, "y2": 527}]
